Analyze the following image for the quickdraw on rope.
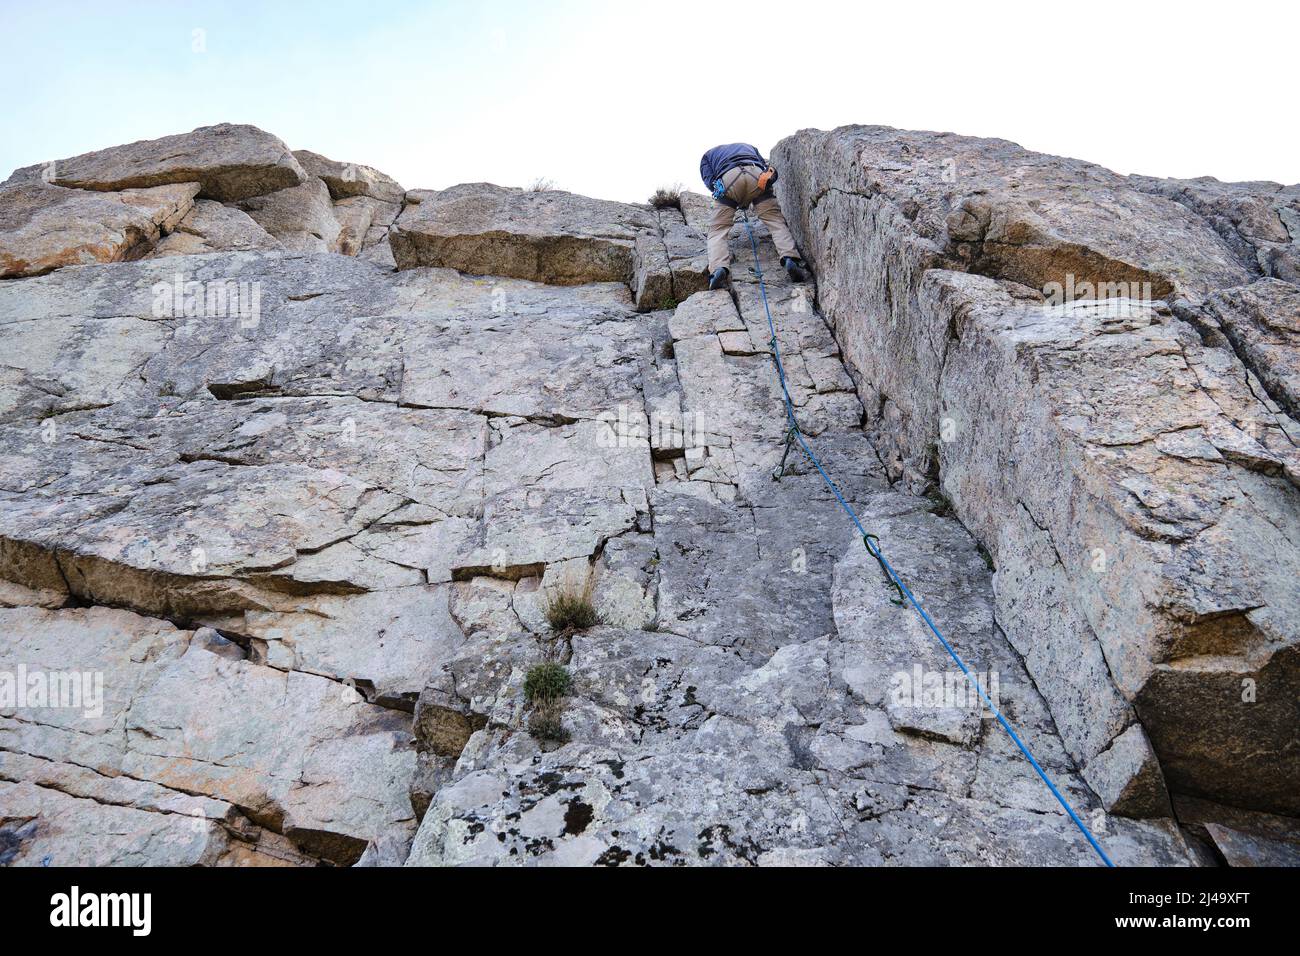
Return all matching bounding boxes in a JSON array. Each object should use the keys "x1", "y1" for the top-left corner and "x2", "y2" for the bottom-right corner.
[
  {"x1": 863, "y1": 534, "x2": 906, "y2": 606},
  {"x1": 739, "y1": 212, "x2": 1116, "y2": 867},
  {"x1": 772, "y1": 424, "x2": 801, "y2": 481}
]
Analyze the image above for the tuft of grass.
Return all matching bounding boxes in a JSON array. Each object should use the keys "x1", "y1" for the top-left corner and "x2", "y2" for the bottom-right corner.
[
  {"x1": 543, "y1": 574, "x2": 602, "y2": 633},
  {"x1": 527, "y1": 177, "x2": 556, "y2": 192},
  {"x1": 652, "y1": 294, "x2": 681, "y2": 312},
  {"x1": 648, "y1": 184, "x2": 684, "y2": 211},
  {"x1": 524, "y1": 663, "x2": 572, "y2": 743},
  {"x1": 528, "y1": 698, "x2": 569, "y2": 743},
  {"x1": 524, "y1": 662, "x2": 572, "y2": 703}
]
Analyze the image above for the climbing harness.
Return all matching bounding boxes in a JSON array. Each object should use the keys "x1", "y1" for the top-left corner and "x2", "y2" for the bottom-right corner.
[{"x1": 740, "y1": 212, "x2": 1116, "y2": 868}]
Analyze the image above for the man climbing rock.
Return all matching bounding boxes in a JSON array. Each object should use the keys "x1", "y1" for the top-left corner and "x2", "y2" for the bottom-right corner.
[{"x1": 699, "y1": 142, "x2": 809, "y2": 290}]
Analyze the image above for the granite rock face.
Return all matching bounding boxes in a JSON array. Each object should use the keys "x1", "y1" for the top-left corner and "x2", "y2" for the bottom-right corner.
[
  {"x1": 0, "y1": 123, "x2": 1293, "y2": 867},
  {"x1": 773, "y1": 125, "x2": 1300, "y2": 819}
]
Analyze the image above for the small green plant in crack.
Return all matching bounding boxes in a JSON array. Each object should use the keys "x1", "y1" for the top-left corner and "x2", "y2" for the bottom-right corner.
[
  {"x1": 651, "y1": 294, "x2": 681, "y2": 312},
  {"x1": 543, "y1": 574, "x2": 602, "y2": 634},
  {"x1": 524, "y1": 663, "x2": 572, "y2": 743},
  {"x1": 524, "y1": 661, "x2": 572, "y2": 703}
]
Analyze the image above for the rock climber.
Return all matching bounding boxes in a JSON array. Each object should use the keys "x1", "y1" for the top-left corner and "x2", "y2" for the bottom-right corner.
[{"x1": 699, "y1": 142, "x2": 809, "y2": 291}]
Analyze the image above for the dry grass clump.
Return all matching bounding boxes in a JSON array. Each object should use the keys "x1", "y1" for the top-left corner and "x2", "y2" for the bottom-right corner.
[
  {"x1": 543, "y1": 573, "x2": 602, "y2": 633},
  {"x1": 648, "y1": 184, "x2": 684, "y2": 210}
]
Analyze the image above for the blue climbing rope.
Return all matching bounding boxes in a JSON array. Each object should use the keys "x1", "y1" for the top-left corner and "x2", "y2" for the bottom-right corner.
[{"x1": 740, "y1": 213, "x2": 1116, "y2": 868}]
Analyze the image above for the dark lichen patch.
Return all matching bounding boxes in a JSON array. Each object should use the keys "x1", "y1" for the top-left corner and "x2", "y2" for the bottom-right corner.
[
  {"x1": 595, "y1": 844, "x2": 632, "y2": 866},
  {"x1": 563, "y1": 798, "x2": 594, "y2": 836},
  {"x1": 648, "y1": 838, "x2": 682, "y2": 862},
  {"x1": 697, "y1": 824, "x2": 760, "y2": 865},
  {"x1": 524, "y1": 835, "x2": 556, "y2": 856},
  {"x1": 525, "y1": 771, "x2": 585, "y2": 797},
  {"x1": 782, "y1": 723, "x2": 818, "y2": 771}
]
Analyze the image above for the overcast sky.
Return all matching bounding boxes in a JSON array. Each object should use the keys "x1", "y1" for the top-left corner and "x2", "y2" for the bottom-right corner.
[{"x1": 3, "y1": 0, "x2": 1296, "y2": 203}]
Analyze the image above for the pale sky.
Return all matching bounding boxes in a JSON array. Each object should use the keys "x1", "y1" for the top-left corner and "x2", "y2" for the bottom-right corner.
[{"x1": 3, "y1": 0, "x2": 1297, "y2": 204}]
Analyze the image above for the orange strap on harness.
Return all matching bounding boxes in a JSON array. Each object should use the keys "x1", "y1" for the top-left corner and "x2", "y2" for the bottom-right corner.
[{"x1": 756, "y1": 166, "x2": 777, "y2": 192}]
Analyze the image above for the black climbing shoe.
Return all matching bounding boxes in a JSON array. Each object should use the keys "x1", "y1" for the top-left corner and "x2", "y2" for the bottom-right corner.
[
  {"x1": 708, "y1": 266, "x2": 731, "y2": 291},
  {"x1": 782, "y1": 257, "x2": 809, "y2": 283}
]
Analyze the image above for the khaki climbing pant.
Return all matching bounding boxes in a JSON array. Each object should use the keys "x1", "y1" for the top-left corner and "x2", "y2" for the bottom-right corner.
[{"x1": 707, "y1": 164, "x2": 799, "y2": 273}]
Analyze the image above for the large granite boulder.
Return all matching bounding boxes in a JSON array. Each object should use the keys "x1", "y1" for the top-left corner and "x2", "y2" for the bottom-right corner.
[
  {"x1": 389, "y1": 182, "x2": 653, "y2": 285},
  {"x1": 388, "y1": 182, "x2": 714, "y2": 310},
  {"x1": 233, "y1": 177, "x2": 342, "y2": 253},
  {"x1": 149, "y1": 199, "x2": 282, "y2": 257},
  {"x1": 293, "y1": 149, "x2": 406, "y2": 204},
  {"x1": 0, "y1": 181, "x2": 198, "y2": 277},
  {"x1": 7, "y1": 123, "x2": 307, "y2": 202}
]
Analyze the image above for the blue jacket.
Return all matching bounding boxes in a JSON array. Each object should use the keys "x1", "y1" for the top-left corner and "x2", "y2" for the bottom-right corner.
[{"x1": 700, "y1": 143, "x2": 767, "y2": 189}]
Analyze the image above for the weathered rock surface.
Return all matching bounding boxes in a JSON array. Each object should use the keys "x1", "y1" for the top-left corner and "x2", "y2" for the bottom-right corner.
[
  {"x1": 1201, "y1": 278, "x2": 1300, "y2": 417},
  {"x1": 150, "y1": 199, "x2": 282, "y2": 258},
  {"x1": 389, "y1": 182, "x2": 652, "y2": 285},
  {"x1": 774, "y1": 125, "x2": 1300, "y2": 818},
  {"x1": 234, "y1": 177, "x2": 342, "y2": 253},
  {"x1": 1130, "y1": 174, "x2": 1300, "y2": 283},
  {"x1": 1, "y1": 122, "x2": 1293, "y2": 867},
  {"x1": 333, "y1": 195, "x2": 401, "y2": 257},
  {"x1": 0, "y1": 606, "x2": 410, "y2": 865},
  {"x1": 387, "y1": 182, "x2": 709, "y2": 308},
  {"x1": 294, "y1": 149, "x2": 406, "y2": 204},
  {"x1": 1172, "y1": 794, "x2": 1300, "y2": 866},
  {"x1": 0, "y1": 181, "x2": 198, "y2": 277}
]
